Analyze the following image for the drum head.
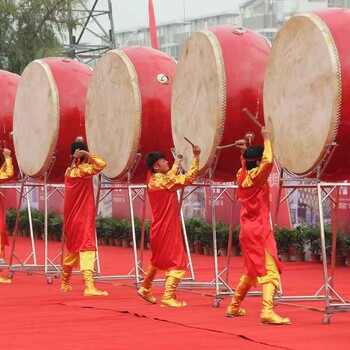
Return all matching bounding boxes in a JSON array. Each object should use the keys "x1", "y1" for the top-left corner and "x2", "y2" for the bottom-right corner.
[
  {"x1": 171, "y1": 30, "x2": 225, "y2": 177},
  {"x1": 0, "y1": 70, "x2": 19, "y2": 178},
  {"x1": 264, "y1": 14, "x2": 340, "y2": 176},
  {"x1": 13, "y1": 60, "x2": 59, "y2": 178},
  {"x1": 86, "y1": 49, "x2": 141, "y2": 180}
]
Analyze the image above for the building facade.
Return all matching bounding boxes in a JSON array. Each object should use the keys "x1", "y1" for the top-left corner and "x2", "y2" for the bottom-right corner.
[
  {"x1": 115, "y1": 11, "x2": 241, "y2": 59},
  {"x1": 115, "y1": 1, "x2": 350, "y2": 54}
]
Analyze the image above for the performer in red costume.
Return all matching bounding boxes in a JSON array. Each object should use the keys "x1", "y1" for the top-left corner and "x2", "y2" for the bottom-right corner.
[
  {"x1": 137, "y1": 144, "x2": 201, "y2": 308},
  {"x1": 60, "y1": 141, "x2": 108, "y2": 296},
  {"x1": 226, "y1": 127, "x2": 291, "y2": 325},
  {"x1": 0, "y1": 148, "x2": 14, "y2": 284}
]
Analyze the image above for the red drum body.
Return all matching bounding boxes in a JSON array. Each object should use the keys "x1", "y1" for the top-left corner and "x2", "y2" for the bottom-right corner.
[
  {"x1": 0, "y1": 70, "x2": 20, "y2": 179},
  {"x1": 171, "y1": 26, "x2": 269, "y2": 182},
  {"x1": 264, "y1": 9, "x2": 350, "y2": 181},
  {"x1": 86, "y1": 46, "x2": 175, "y2": 183},
  {"x1": 13, "y1": 58, "x2": 91, "y2": 183}
]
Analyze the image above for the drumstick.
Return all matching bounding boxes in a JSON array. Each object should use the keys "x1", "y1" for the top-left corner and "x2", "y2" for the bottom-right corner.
[
  {"x1": 184, "y1": 136, "x2": 195, "y2": 147},
  {"x1": 217, "y1": 142, "x2": 238, "y2": 150},
  {"x1": 70, "y1": 156, "x2": 77, "y2": 168},
  {"x1": 242, "y1": 108, "x2": 264, "y2": 129},
  {"x1": 70, "y1": 147, "x2": 80, "y2": 168}
]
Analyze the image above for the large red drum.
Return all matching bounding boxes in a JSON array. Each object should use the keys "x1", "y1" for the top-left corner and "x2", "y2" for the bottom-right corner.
[
  {"x1": 13, "y1": 58, "x2": 91, "y2": 183},
  {"x1": 86, "y1": 46, "x2": 175, "y2": 183},
  {"x1": 0, "y1": 70, "x2": 20, "y2": 179},
  {"x1": 264, "y1": 9, "x2": 350, "y2": 181},
  {"x1": 171, "y1": 26, "x2": 269, "y2": 182}
]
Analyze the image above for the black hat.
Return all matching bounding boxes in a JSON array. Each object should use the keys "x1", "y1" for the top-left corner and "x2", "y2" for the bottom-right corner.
[
  {"x1": 145, "y1": 152, "x2": 165, "y2": 170},
  {"x1": 243, "y1": 146, "x2": 263, "y2": 161},
  {"x1": 70, "y1": 141, "x2": 88, "y2": 155},
  {"x1": 243, "y1": 146, "x2": 264, "y2": 171}
]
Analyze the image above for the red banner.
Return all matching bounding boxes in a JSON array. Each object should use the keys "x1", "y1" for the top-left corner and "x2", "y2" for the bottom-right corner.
[{"x1": 148, "y1": 0, "x2": 159, "y2": 49}]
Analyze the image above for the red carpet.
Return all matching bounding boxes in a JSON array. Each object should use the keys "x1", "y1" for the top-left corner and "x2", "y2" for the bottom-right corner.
[{"x1": 1, "y1": 237, "x2": 350, "y2": 349}]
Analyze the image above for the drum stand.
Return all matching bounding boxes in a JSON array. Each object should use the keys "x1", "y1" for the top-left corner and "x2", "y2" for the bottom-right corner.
[
  {"x1": 8, "y1": 163, "x2": 66, "y2": 284},
  {"x1": 0, "y1": 182, "x2": 37, "y2": 271},
  {"x1": 274, "y1": 145, "x2": 350, "y2": 324}
]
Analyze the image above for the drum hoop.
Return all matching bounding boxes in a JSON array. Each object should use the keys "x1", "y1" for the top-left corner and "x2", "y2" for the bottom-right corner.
[
  {"x1": 261, "y1": 34, "x2": 272, "y2": 49},
  {"x1": 34, "y1": 60, "x2": 60, "y2": 179},
  {"x1": 112, "y1": 49, "x2": 142, "y2": 180},
  {"x1": 292, "y1": 13, "x2": 342, "y2": 177},
  {"x1": 199, "y1": 29, "x2": 227, "y2": 177}
]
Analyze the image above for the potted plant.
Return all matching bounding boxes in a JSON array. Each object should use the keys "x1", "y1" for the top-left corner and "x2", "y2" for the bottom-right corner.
[
  {"x1": 103, "y1": 217, "x2": 115, "y2": 246},
  {"x1": 344, "y1": 235, "x2": 350, "y2": 267},
  {"x1": 216, "y1": 221, "x2": 229, "y2": 257},
  {"x1": 109, "y1": 218, "x2": 122, "y2": 247},
  {"x1": 118, "y1": 218, "x2": 132, "y2": 247},
  {"x1": 96, "y1": 215, "x2": 108, "y2": 245},
  {"x1": 185, "y1": 218, "x2": 207, "y2": 254},
  {"x1": 133, "y1": 218, "x2": 151, "y2": 249},
  {"x1": 48, "y1": 213, "x2": 63, "y2": 242},
  {"x1": 5, "y1": 207, "x2": 17, "y2": 236},
  {"x1": 304, "y1": 225, "x2": 321, "y2": 262},
  {"x1": 274, "y1": 227, "x2": 293, "y2": 262},
  {"x1": 291, "y1": 225, "x2": 307, "y2": 262},
  {"x1": 231, "y1": 226, "x2": 241, "y2": 256},
  {"x1": 18, "y1": 209, "x2": 30, "y2": 237},
  {"x1": 197, "y1": 221, "x2": 213, "y2": 256},
  {"x1": 31, "y1": 209, "x2": 44, "y2": 240}
]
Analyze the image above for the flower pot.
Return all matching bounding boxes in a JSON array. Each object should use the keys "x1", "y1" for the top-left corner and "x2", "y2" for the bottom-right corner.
[
  {"x1": 53, "y1": 233, "x2": 61, "y2": 242},
  {"x1": 335, "y1": 256, "x2": 346, "y2": 266},
  {"x1": 194, "y1": 243, "x2": 203, "y2": 255},
  {"x1": 295, "y1": 253, "x2": 305, "y2": 262},
  {"x1": 279, "y1": 252, "x2": 290, "y2": 262},
  {"x1": 230, "y1": 246, "x2": 240, "y2": 256},
  {"x1": 219, "y1": 247, "x2": 228, "y2": 257},
  {"x1": 310, "y1": 253, "x2": 321, "y2": 262},
  {"x1": 100, "y1": 237, "x2": 108, "y2": 246},
  {"x1": 114, "y1": 238, "x2": 122, "y2": 247},
  {"x1": 121, "y1": 238, "x2": 129, "y2": 248}
]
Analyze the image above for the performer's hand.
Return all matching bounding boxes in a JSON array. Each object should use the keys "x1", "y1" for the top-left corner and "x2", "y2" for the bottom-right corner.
[
  {"x1": 73, "y1": 149, "x2": 90, "y2": 159},
  {"x1": 192, "y1": 145, "x2": 201, "y2": 156},
  {"x1": 261, "y1": 126, "x2": 271, "y2": 141},
  {"x1": 235, "y1": 139, "x2": 247, "y2": 151},
  {"x1": 3, "y1": 148, "x2": 11, "y2": 159}
]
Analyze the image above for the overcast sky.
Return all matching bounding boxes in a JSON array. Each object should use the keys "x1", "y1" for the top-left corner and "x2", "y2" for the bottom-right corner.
[{"x1": 113, "y1": 0, "x2": 240, "y2": 31}]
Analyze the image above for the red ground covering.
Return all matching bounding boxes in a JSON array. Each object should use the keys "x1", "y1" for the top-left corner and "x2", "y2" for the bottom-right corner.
[{"x1": 1, "y1": 237, "x2": 350, "y2": 349}]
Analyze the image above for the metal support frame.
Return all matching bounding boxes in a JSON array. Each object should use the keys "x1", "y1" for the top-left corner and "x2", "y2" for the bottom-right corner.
[
  {"x1": 7, "y1": 160, "x2": 67, "y2": 284},
  {"x1": 274, "y1": 143, "x2": 350, "y2": 324},
  {"x1": 0, "y1": 183, "x2": 36, "y2": 270}
]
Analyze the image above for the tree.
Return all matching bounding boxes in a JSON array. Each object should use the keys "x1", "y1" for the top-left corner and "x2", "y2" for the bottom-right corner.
[{"x1": 0, "y1": 0, "x2": 82, "y2": 74}]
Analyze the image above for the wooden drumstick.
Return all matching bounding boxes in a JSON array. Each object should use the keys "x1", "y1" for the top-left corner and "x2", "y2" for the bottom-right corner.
[
  {"x1": 70, "y1": 147, "x2": 80, "y2": 168},
  {"x1": 184, "y1": 136, "x2": 195, "y2": 147},
  {"x1": 242, "y1": 108, "x2": 264, "y2": 129},
  {"x1": 70, "y1": 156, "x2": 77, "y2": 168},
  {"x1": 217, "y1": 142, "x2": 238, "y2": 150}
]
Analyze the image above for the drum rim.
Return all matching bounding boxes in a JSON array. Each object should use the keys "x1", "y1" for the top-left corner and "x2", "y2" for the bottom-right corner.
[
  {"x1": 297, "y1": 13, "x2": 341, "y2": 178},
  {"x1": 14, "y1": 59, "x2": 60, "y2": 179},
  {"x1": 266, "y1": 13, "x2": 342, "y2": 178},
  {"x1": 87, "y1": 49, "x2": 142, "y2": 181},
  {"x1": 171, "y1": 29, "x2": 227, "y2": 178}
]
